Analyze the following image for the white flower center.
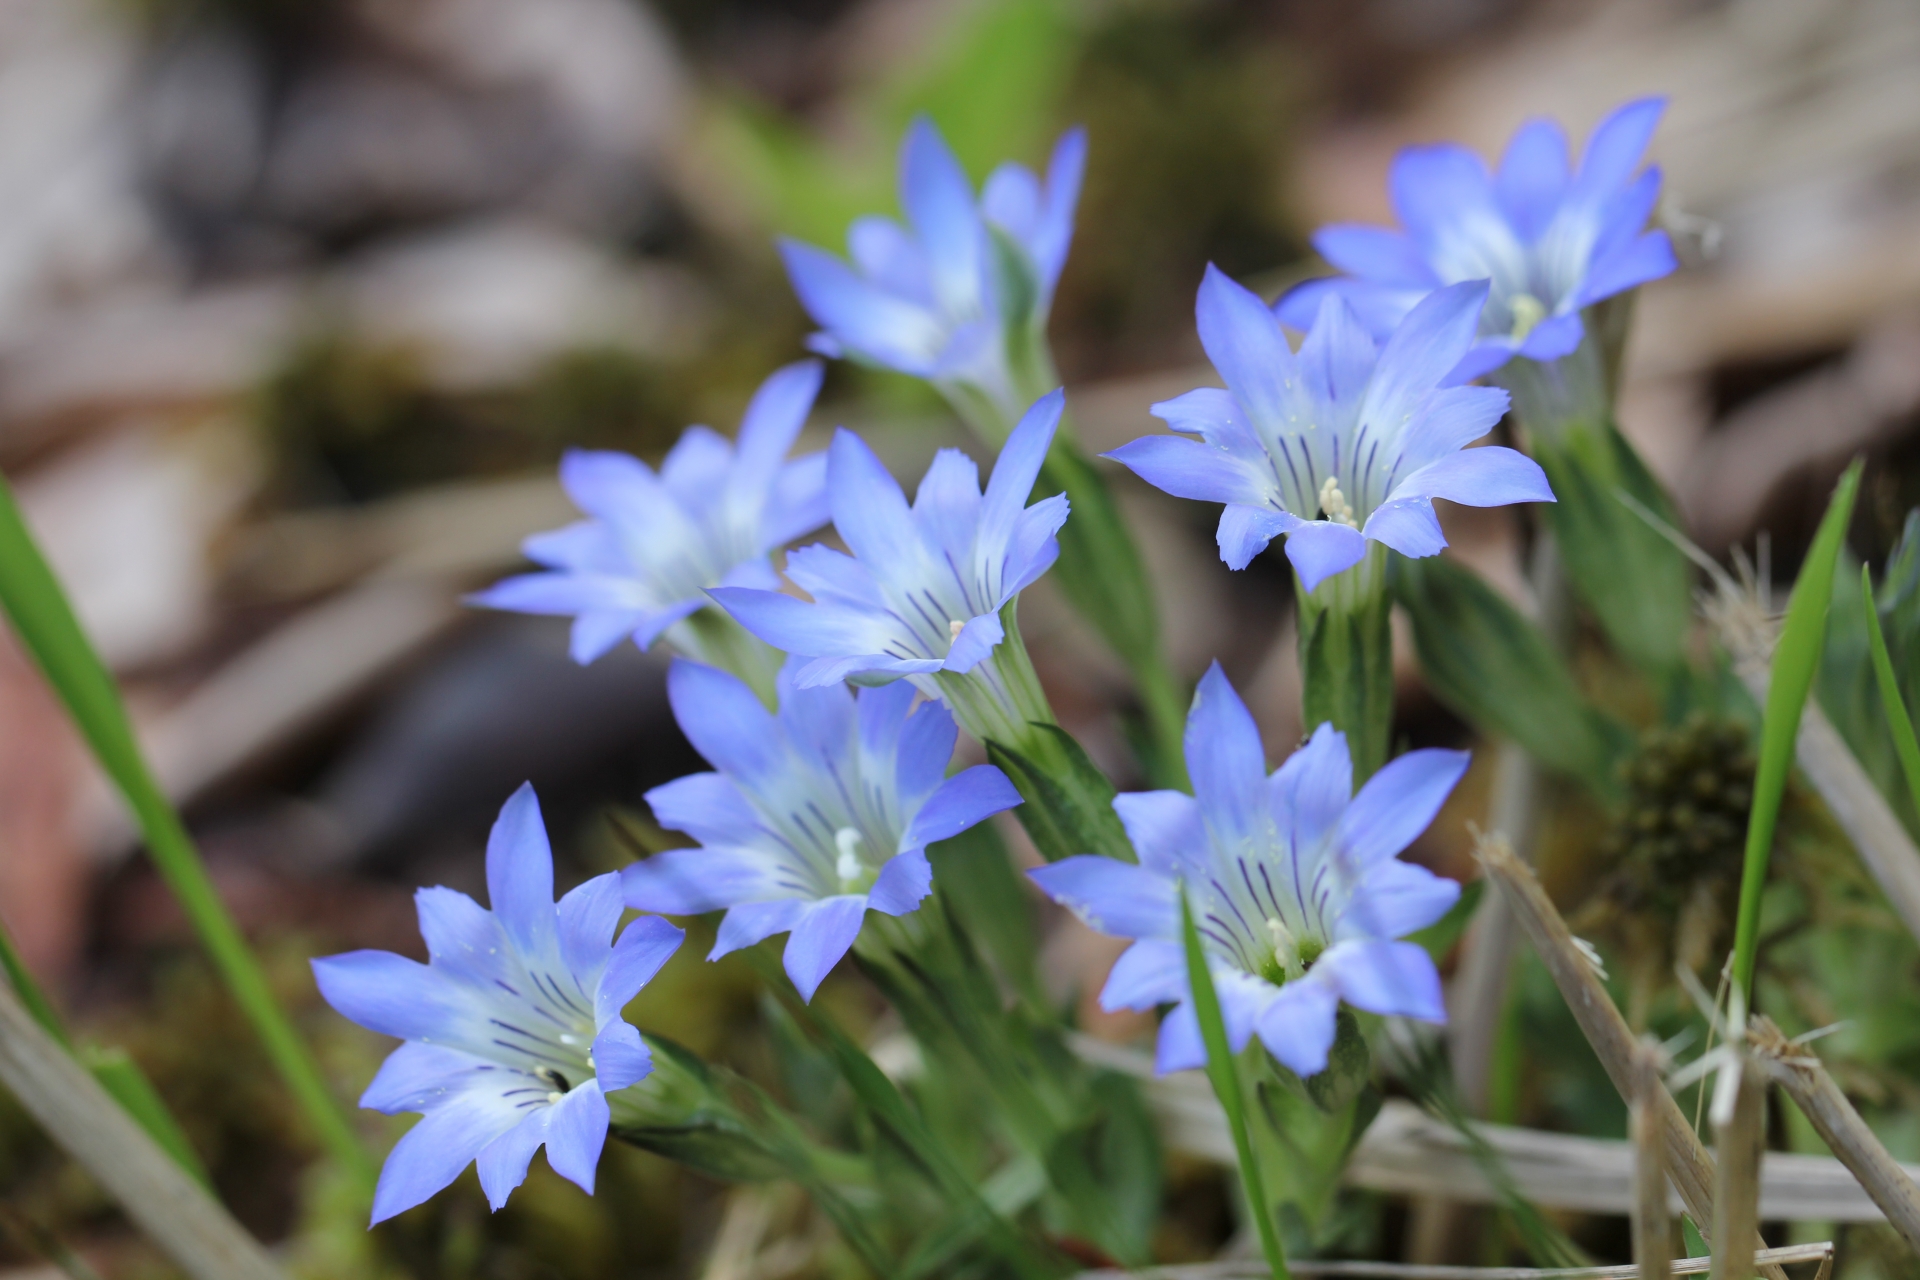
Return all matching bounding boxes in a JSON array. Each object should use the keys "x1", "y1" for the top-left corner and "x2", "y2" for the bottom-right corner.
[
  {"x1": 1317, "y1": 476, "x2": 1358, "y2": 528},
  {"x1": 1508, "y1": 292, "x2": 1547, "y2": 343},
  {"x1": 834, "y1": 826, "x2": 866, "y2": 886}
]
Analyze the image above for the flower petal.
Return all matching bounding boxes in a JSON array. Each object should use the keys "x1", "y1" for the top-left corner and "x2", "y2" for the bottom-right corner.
[
  {"x1": 1104, "y1": 434, "x2": 1272, "y2": 507},
  {"x1": 597, "y1": 915, "x2": 685, "y2": 1025},
  {"x1": 1100, "y1": 938, "x2": 1187, "y2": 1011},
  {"x1": 371, "y1": 1091, "x2": 521, "y2": 1224},
  {"x1": 1154, "y1": 1000, "x2": 1206, "y2": 1074},
  {"x1": 360, "y1": 1042, "x2": 488, "y2": 1114},
  {"x1": 784, "y1": 896, "x2": 868, "y2": 1001},
  {"x1": 890, "y1": 695, "x2": 958, "y2": 807},
  {"x1": 1268, "y1": 722, "x2": 1352, "y2": 861},
  {"x1": 979, "y1": 390, "x2": 1064, "y2": 562},
  {"x1": 1028, "y1": 855, "x2": 1177, "y2": 939},
  {"x1": 541, "y1": 1080, "x2": 612, "y2": 1195},
  {"x1": 313, "y1": 949, "x2": 464, "y2": 1044},
  {"x1": 1573, "y1": 230, "x2": 1677, "y2": 309},
  {"x1": 905, "y1": 764, "x2": 1021, "y2": 849},
  {"x1": 1217, "y1": 503, "x2": 1296, "y2": 571},
  {"x1": 591, "y1": 1021, "x2": 654, "y2": 1094},
  {"x1": 1343, "y1": 859, "x2": 1461, "y2": 940},
  {"x1": 1358, "y1": 279, "x2": 1490, "y2": 433},
  {"x1": 1111, "y1": 790, "x2": 1203, "y2": 875},
  {"x1": 556, "y1": 872, "x2": 625, "y2": 984},
  {"x1": 711, "y1": 899, "x2": 810, "y2": 959},
  {"x1": 666, "y1": 659, "x2": 783, "y2": 790},
  {"x1": 1033, "y1": 126, "x2": 1087, "y2": 296},
  {"x1": 1311, "y1": 224, "x2": 1437, "y2": 289},
  {"x1": 900, "y1": 118, "x2": 985, "y2": 316},
  {"x1": 1283, "y1": 520, "x2": 1368, "y2": 593},
  {"x1": 732, "y1": 360, "x2": 824, "y2": 499},
  {"x1": 620, "y1": 847, "x2": 788, "y2": 916},
  {"x1": 1494, "y1": 117, "x2": 1571, "y2": 242},
  {"x1": 1517, "y1": 311, "x2": 1584, "y2": 361},
  {"x1": 486, "y1": 783, "x2": 558, "y2": 961},
  {"x1": 1196, "y1": 264, "x2": 1297, "y2": 431},
  {"x1": 1317, "y1": 938, "x2": 1446, "y2": 1021},
  {"x1": 828, "y1": 428, "x2": 929, "y2": 587},
  {"x1": 780, "y1": 239, "x2": 945, "y2": 374},
  {"x1": 1385, "y1": 446, "x2": 1554, "y2": 509},
  {"x1": 1336, "y1": 747, "x2": 1470, "y2": 867},
  {"x1": 1185, "y1": 663, "x2": 1270, "y2": 855},
  {"x1": 1297, "y1": 293, "x2": 1379, "y2": 412},
  {"x1": 1569, "y1": 97, "x2": 1665, "y2": 210},
  {"x1": 1361, "y1": 499, "x2": 1447, "y2": 559},
  {"x1": 645, "y1": 772, "x2": 763, "y2": 847},
  {"x1": 867, "y1": 849, "x2": 933, "y2": 916},
  {"x1": 943, "y1": 610, "x2": 1005, "y2": 673},
  {"x1": 1252, "y1": 976, "x2": 1340, "y2": 1077}
]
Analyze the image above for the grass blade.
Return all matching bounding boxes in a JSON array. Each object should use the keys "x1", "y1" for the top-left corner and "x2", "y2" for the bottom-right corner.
[
  {"x1": 1861, "y1": 562, "x2": 1920, "y2": 822},
  {"x1": 0, "y1": 475, "x2": 373, "y2": 1188},
  {"x1": 1181, "y1": 888, "x2": 1290, "y2": 1280},
  {"x1": 1730, "y1": 461, "x2": 1862, "y2": 1001}
]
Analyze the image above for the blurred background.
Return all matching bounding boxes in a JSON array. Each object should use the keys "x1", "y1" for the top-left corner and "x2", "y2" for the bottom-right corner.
[{"x1": 4, "y1": 0, "x2": 1920, "y2": 1275}]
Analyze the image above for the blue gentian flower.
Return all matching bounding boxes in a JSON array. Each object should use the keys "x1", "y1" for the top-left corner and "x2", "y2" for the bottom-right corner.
[
  {"x1": 710, "y1": 391, "x2": 1066, "y2": 746},
  {"x1": 622, "y1": 658, "x2": 1022, "y2": 1001},
  {"x1": 1107, "y1": 267, "x2": 1550, "y2": 590},
  {"x1": 1029, "y1": 664, "x2": 1465, "y2": 1077},
  {"x1": 313, "y1": 784, "x2": 684, "y2": 1224},
  {"x1": 1275, "y1": 98, "x2": 1677, "y2": 381},
  {"x1": 471, "y1": 360, "x2": 828, "y2": 664},
  {"x1": 780, "y1": 119, "x2": 1086, "y2": 421}
]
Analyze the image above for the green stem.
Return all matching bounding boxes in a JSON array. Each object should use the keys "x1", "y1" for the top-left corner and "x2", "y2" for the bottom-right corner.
[
  {"x1": 1861, "y1": 562, "x2": 1920, "y2": 823},
  {"x1": 675, "y1": 606, "x2": 785, "y2": 708},
  {"x1": 1729, "y1": 461, "x2": 1861, "y2": 1002},
  {"x1": 1181, "y1": 889, "x2": 1289, "y2": 1280},
  {"x1": 0, "y1": 924, "x2": 69, "y2": 1049},
  {"x1": 1296, "y1": 544, "x2": 1393, "y2": 781},
  {"x1": 0, "y1": 476, "x2": 374, "y2": 1189},
  {"x1": 942, "y1": 350, "x2": 1189, "y2": 789}
]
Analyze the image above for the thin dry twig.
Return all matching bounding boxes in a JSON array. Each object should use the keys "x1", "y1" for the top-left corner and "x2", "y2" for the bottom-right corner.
[
  {"x1": 0, "y1": 974, "x2": 285, "y2": 1280},
  {"x1": 1749, "y1": 1016, "x2": 1920, "y2": 1252},
  {"x1": 1707, "y1": 1056, "x2": 1765, "y2": 1280},
  {"x1": 1472, "y1": 834, "x2": 1787, "y2": 1280},
  {"x1": 1070, "y1": 1242, "x2": 1833, "y2": 1280},
  {"x1": 1631, "y1": 1041, "x2": 1673, "y2": 1280}
]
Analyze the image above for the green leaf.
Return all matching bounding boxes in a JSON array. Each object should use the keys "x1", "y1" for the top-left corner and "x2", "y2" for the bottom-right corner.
[
  {"x1": 1181, "y1": 889, "x2": 1290, "y2": 1280},
  {"x1": 759, "y1": 958, "x2": 1064, "y2": 1280},
  {"x1": 81, "y1": 1047, "x2": 210, "y2": 1187},
  {"x1": 1731, "y1": 459, "x2": 1863, "y2": 1000},
  {"x1": 1034, "y1": 436, "x2": 1189, "y2": 789},
  {"x1": 0, "y1": 475, "x2": 373, "y2": 1188},
  {"x1": 985, "y1": 723, "x2": 1135, "y2": 863},
  {"x1": 1862, "y1": 561, "x2": 1920, "y2": 827},
  {"x1": 927, "y1": 823, "x2": 1043, "y2": 1007},
  {"x1": 1534, "y1": 420, "x2": 1694, "y2": 681},
  {"x1": 1391, "y1": 553, "x2": 1632, "y2": 798}
]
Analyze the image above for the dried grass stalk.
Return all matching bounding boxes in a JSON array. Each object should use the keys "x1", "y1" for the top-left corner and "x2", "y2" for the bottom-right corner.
[
  {"x1": 1708, "y1": 1058, "x2": 1765, "y2": 1280},
  {"x1": 1632, "y1": 1041, "x2": 1673, "y2": 1280},
  {"x1": 0, "y1": 974, "x2": 284, "y2": 1280},
  {"x1": 1473, "y1": 834, "x2": 1785, "y2": 1280},
  {"x1": 1749, "y1": 1016, "x2": 1920, "y2": 1252},
  {"x1": 1071, "y1": 1241, "x2": 1834, "y2": 1280}
]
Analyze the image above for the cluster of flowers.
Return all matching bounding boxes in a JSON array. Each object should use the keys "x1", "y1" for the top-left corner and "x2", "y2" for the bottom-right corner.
[{"x1": 317, "y1": 99, "x2": 1674, "y2": 1225}]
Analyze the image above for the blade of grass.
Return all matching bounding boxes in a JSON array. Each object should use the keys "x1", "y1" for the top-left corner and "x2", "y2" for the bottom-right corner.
[
  {"x1": 0, "y1": 476, "x2": 373, "y2": 1188},
  {"x1": 752, "y1": 952, "x2": 1062, "y2": 1280},
  {"x1": 1181, "y1": 888, "x2": 1290, "y2": 1280},
  {"x1": 1730, "y1": 461, "x2": 1862, "y2": 1002},
  {"x1": 4, "y1": 910, "x2": 209, "y2": 1184},
  {"x1": 1861, "y1": 562, "x2": 1920, "y2": 821}
]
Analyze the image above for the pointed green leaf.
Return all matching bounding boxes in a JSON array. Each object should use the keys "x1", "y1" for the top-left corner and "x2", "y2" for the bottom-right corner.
[
  {"x1": 985, "y1": 723, "x2": 1135, "y2": 862},
  {"x1": 1732, "y1": 459, "x2": 1862, "y2": 1000}
]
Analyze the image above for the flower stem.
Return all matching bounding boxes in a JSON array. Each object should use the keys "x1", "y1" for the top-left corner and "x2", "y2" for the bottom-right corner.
[
  {"x1": 677, "y1": 605, "x2": 785, "y2": 707},
  {"x1": 0, "y1": 475, "x2": 375, "y2": 1191},
  {"x1": 1181, "y1": 889, "x2": 1290, "y2": 1280},
  {"x1": 1297, "y1": 543, "x2": 1393, "y2": 781}
]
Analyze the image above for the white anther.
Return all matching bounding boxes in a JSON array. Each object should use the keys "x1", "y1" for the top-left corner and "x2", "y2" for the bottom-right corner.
[
  {"x1": 558, "y1": 1033, "x2": 580, "y2": 1046},
  {"x1": 1508, "y1": 292, "x2": 1546, "y2": 343},
  {"x1": 1318, "y1": 476, "x2": 1358, "y2": 528},
  {"x1": 545, "y1": 1091, "x2": 563, "y2": 1105},
  {"x1": 948, "y1": 618, "x2": 966, "y2": 642},
  {"x1": 835, "y1": 827, "x2": 865, "y2": 883}
]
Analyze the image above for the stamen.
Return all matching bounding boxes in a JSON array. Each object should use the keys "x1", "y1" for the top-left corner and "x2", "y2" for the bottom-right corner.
[
  {"x1": 1317, "y1": 476, "x2": 1358, "y2": 529},
  {"x1": 1508, "y1": 292, "x2": 1547, "y2": 343},
  {"x1": 948, "y1": 618, "x2": 966, "y2": 642},
  {"x1": 834, "y1": 827, "x2": 865, "y2": 884}
]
